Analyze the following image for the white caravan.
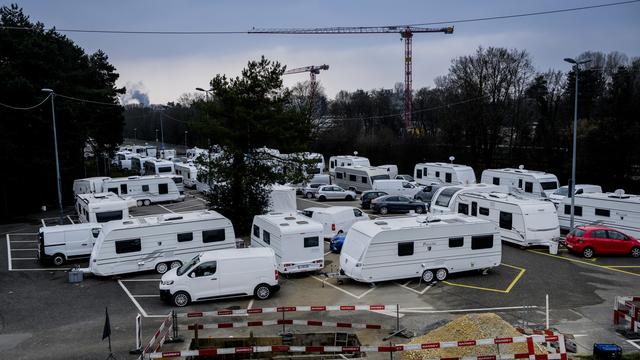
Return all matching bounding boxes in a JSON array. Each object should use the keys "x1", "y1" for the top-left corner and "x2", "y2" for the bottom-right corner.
[
  {"x1": 88, "y1": 210, "x2": 236, "y2": 276},
  {"x1": 429, "y1": 184, "x2": 509, "y2": 214},
  {"x1": 480, "y1": 167, "x2": 559, "y2": 198},
  {"x1": 38, "y1": 223, "x2": 102, "y2": 266},
  {"x1": 175, "y1": 162, "x2": 199, "y2": 188},
  {"x1": 131, "y1": 145, "x2": 157, "y2": 158},
  {"x1": 378, "y1": 165, "x2": 399, "y2": 179},
  {"x1": 372, "y1": 179, "x2": 421, "y2": 197},
  {"x1": 159, "y1": 248, "x2": 280, "y2": 307},
  {"x1": 131, "y1": 156, "x2": 153, "y2": 175},
  {"x1": 73, "y1": 177, "x2": 110, "y2": 196},
  {"x1": 76, "y1": 192, "x2": 136, "y2": 223},
  {"x1": 329, "y1": 155, "x2": 370, "y2": 175},
  {"x1": 558, "y1": 191, "x2": 640, "y2": 237},
  {"x1": 334, "y1": 165, "x2": 391, "y2": 192},
  {"x1": 414, "y1": 162, "x2": 476, "y2": 186},
  {"x1": 439, "y1": 191, "x2": 561, "y2": 248},
  {"x1": 548, "y1": 184, "x2": 602, "y2": 205},
  {"x1": 186, "y1": 147, "x2": 208, "y2": 160},
  {"x1": 114, "y1": 151, "x2": 134, "y2": 170},
  {"x1": 102, "y1": 175, "x2": 185, "y2": 206},
  {"x1": 143, "y1": 158, "x2": 175, "y2": 175},
  {"x1": 300, "y1": 206, "x2": 369, "y2": 240},
  {"x1": 159, "y1": 149, "x2": 176, "y2": 160},
  {"x1": 339, "y1": 214, "x2": 500, "y2": 284},
  {"x1": 268, "y1": 185, "x2": 297, "y2": 212},
  {"x1": 251, "y1": 213, "x2": 324, "y2": 274}
]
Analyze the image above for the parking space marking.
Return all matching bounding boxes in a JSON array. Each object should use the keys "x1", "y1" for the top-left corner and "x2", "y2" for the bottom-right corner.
[
  {"x1": 607, "y1": 265, "x2": 640, "y2": 268},
  {"x1": 8, "y1": 240, "x2": 37, "y2": 243},
  {"x1": 442, "y1": 263, "x2": 526, "y2": 294},
  {"x1": 157, "y1": 204, "x2": 175, "y2": 213},
  {"x1": 324, "y1": 251, "x2": 332, "y2": 256},
  {"x1": 133, "y1": 294, "x2": 160, "y2": 298},
  {"x1": 6, "y1": 234, "x2": 12, "y2": 271},
  {"x1": 297, "y1": 198, "x2": 330, "y2": 208},
  {"x1": 12, "y1": 248, "x2": 38, "y2": 251},
  {"x1": 400, "y1": 305, "x2": 538, "y2": 314},
  {"x1": 170, "y1": 204, "x2": 206, "y2": 212},
  {"x1": 118, "y1": 280, "x2": 167, "y2": 318},
  {"x1": 247, "y1": 299, "x2": 254, "y2": 309},
  {"x1": 12, "y1": 257, "x2": 37, "y2": 260},
  {"x1": 627, "y1": 340, "x2": 640, "y2": 350},
  {"x1": 395, "y1": 282, "x2": 433, "y2": 295},
  {"x1": 121, "y1": 278, "x2": 161, "y2": 282},
  {"x1": 528, "y1": 250, "x2": 640, "y2": 277},
  {"x1": 310, "y1": 275, "x2": 374, "y2": 299}
]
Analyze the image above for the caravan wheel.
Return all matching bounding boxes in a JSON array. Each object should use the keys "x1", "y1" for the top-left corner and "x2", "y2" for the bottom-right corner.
[
  {"x1": 143, "y1": 199, "x2": 151, "y2": 206},
  {"x1": 421, "y1": 270, "x2": 434, "y2": 283},
  {"x1": 136, "y1": 200, "x2": 143, "y2": 207},
  {"x1": 435, "y1": 268, "x2": 448, "y2": 281},
  {"x1": 155, "y1": 262, "x2": 169, "y2": 274}
]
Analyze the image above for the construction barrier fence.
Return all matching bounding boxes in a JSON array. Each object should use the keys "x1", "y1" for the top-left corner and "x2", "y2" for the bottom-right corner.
[{"x1": 613, "y1": 296, "x2": 640, "y2": 336}]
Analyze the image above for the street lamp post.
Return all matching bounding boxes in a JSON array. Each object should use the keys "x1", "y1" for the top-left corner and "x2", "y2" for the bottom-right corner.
[
  {"x1": 133, "y1": 127, "x2": 137, "y2": 141},
  {"x1": 564, "y1": 57, "x2": 592, "y2": 230},
  {"x1": 184, "y1": 130, "x2": 188, "y2": 149},
  {"x1": 41, "y1": 88, "x2": 64, "y2": 223}
]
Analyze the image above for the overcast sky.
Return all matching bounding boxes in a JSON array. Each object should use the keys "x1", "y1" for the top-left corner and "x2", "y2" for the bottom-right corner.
[{"x1": 11, "y1": 0, "x2": 640, "y2": 104}]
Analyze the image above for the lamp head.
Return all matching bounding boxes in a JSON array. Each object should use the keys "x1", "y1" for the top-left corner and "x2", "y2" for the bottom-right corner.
[
  {"x1": 195, "y1": 87, "x2": 206, "y2": 92},
  {"x1": 41, "y1": 88, "x2": 53, "y2": 93}
]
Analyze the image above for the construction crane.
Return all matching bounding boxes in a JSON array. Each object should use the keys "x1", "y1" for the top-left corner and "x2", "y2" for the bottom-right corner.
[
  {"x1": 283, "y1": 64, "x2": 330, "y2": 84},
  {"x1": 249, "y1": 26, "x2": 454, "y2": 131}
]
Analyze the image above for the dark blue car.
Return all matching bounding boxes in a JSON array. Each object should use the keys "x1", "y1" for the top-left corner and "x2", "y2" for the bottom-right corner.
[{"x1": 330, "y1": 233, "x2": 346, "y2": 253}]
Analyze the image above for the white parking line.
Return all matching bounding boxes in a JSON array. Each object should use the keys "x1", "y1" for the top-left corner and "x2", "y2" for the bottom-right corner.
[
  {"x1": 395, "y1": 282, "x2": 433, "y2": 295},
  {"x1": 8, "y1": 233, "x2": 37, "y2": 236},
  {"x1": 66, "y1": 215, "x2": 74, "y2": 224},
  {"x1": 12, "y1": 257, "x2": 37, "y2": 260},
  {"x1": 311, "y1": 275, "x2": 374, "y2": 299},
  {"x1": 120, "y1": 278, "x2": 161, "y2": 282},
  {"x1": 118, "y1": 280, "x2": 149, "y2": 317},
  {"x1": 8, "y1": 240, "x2": 37, "y2": 243},
  {"x1": 133, "y1": 294, "x2": 160, "y2": 298},
  {"x1": 9, "y1": 268, "x2": 71, "y2": 271},
  {"x1": 11, "y1": 248, "x2": 38, "y2": 251},
  {"x1": 248, "y1": 299, "x2": 254, "y2": 309},
  {"x1": 172, "y1": 204, "x2": 207, "y2": 212},
  {"x1": 6, "y1": 234, "x2": 12, "y2": 271},
  {"x1": 158, "y1": 204, "x2": 175, "y2": 213},
  {"x1": 626, "y1": 340, "x2": 640, "y2": 350},
  {"x1": 324, "y1": 251, "x2": 332, "y2": 256},
  {"x1": 297, "y1": 198, "x2": 330, "y2": 208}
]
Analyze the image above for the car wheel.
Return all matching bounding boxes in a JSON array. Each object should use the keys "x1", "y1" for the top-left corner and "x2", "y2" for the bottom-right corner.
[
  {"x1": 52, "y1": 253, "x2": 65, "y2": 266},
  {"x1": 254, "y1": 283, "x2": 272, "y2": 300},
  {"x1": 422, "y1": 270, "x2": 434, "y2": 283},
  {"x1": 318, "y1": 195, "x2": 326, "y2": 202},
  {"x1": 415, "y1": 206, "x2": 424, "y2": 214},
  {"x1": 345, "y1": 195, "x2": 353, "y2": 201},
  {"x1": 435, "y1": 268, "x2": 448, "y2": 281},
  {"x1": 136, "y1": 200, "x2": 143, "y2": 207},
  {"x1": 170, "y1": 261, "x2": 182, "y2": 269},
  {"x1": 155, "y1": 262, "x2": 169, "y2": 274},
  {"x1": 582, "y1": 247, "x2": 595, "y2": 258},
  {"x1": 173, "y1": 291, "x2": 190, "y2": 307},
  {"x1": 305, "y1": 192, "x2": 314, "y2": 199},
  {"x1": 379, "y1": 206, "x2": 388, "y2": 215},
  {"x1": 631, "y1": 247, "x2": 640, "y2": 258},
  {"x1": 143, "y1": 199, "x2": 151, "y2": 206}
]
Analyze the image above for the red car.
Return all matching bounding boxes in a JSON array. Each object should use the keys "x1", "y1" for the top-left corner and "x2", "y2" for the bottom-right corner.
[{"x1": 565, "y1": 225, "x2": 640, "y2": 258}]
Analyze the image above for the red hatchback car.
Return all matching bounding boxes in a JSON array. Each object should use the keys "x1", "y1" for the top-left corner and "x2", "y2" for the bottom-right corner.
[{"x1": 565, "y1": 225, "x2": 640, "y2": 258}]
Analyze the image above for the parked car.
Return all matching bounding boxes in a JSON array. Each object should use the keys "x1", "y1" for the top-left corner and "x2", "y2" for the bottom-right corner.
[
  {"x1": 330, "y1": 232, "x2": 346, "y2": 253},
  {"x1": 370, "y1": 195, "x2": 427, "y2": 215},
  {"x1": 413, "y1": 184, "x2": 443, "y2": 204},
  {"x1": 564, "y1": 225, "x2": 640, "y2": 258},
  {"x1": 302, "y1": 183, "x2": 323, "y2": 199},
  {"x1": 317, "y1": 185, "x2": 356, "y2": 201},
  {"x1": 360, "y1": 190, "x2": 388, "y2": 209}
]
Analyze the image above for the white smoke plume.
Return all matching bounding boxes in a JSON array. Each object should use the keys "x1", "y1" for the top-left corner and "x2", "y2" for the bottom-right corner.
[{"x1": 120, "y1": 81, "x2": 150, "y2": 106}]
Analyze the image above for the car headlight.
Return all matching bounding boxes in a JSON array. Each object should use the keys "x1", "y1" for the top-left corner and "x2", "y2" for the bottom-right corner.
[{"x1": 161, "y1": 280, "x2": 174, "y2": 285}]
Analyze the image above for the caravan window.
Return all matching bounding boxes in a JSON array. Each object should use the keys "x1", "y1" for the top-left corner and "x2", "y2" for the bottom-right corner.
[
  {"x1": 541, "y1": 181, "x2": 558, "y2": 190},
  {"x1": 304, "y1": 236, "x2": 319, "y2": 248},
  {"x1": 435, "y1": 171, "x2": 440, "y2": 178},
  {"x1": 115, "y1": 239, "x2": 141, "y2": 254},
  {"x1": 336, "y1": 173, "x2": 343, "y2": 179},
  {"x1": 524, "y1": 182, "x2": 533, "y2": 193},
  {"x1": 191, "y1": 261, "x2": 217, "y2": 277},
  {"x1": 518, "y1": 179, "x2": 523, "y2": 188},
  {"x1": 471, "y1": 235, "x2": 493, "y2": 250},
  {"x1": 203, "y1": 229, "x2": 225, "y2": 243},
  {"x1": 445, "y1": 173, "x2": 452, "y2": 183},
  {"x1": 398, "y1": 242, "x2": 414, "y2": 256},
  {"x1": 564, "y1": 205, "x2": 582, "y2": 216},
  {"x1": 159, "y1": 166, "x2": 172, "y2": 173},
  {"x1": 177, "y1": 232, "x2": 193, "y2": 242},
  {"x1": 449, "y1": 237, "x2": 464, "y2": 248},
  {"x1": 361, "y1": 176, "x2": 368, "y2": 184},
  {"x1": 499, "y1": 211, "x2": 512, "y2": 230},
  {"x1": 95, "y1": 210, "x2": 123, "y2": 223},
  {"x1": 371, "y1": 174, "x2": 390, "y2": 182},
  {"x1": 492, "y1": 177, "x2": 500, "y2": 185},
  {"x1": 471, "y1": 202, "x2": 478, "y2": 216},
  {"x1": 434, "y1": 187, "x2": 461, "y2": 207},
  {"x1": 349, "y1": 174, "x2": 357, "y2": 181},
  {"x1": 107, "y1": 187, "x2": 118, "y2": 194},
  {"x1": 263, "y1": 230, "x2": 271, "y2": 245},
  {"x1": 120, "y1": 184, "x2": 128, "y2": 195},
  {"x1": 416, "y1": 169, "x2": 422, "y2": 179},
  {"x1": 458, "y1": 203, "x2": 469, "y2": 215},
  {"x1": 595, "y1": 208, "x2": 610, "y2": 217},
  {"x1": 158, "y1": 183, "x2": 169, "y2": 194},
  {"x1": 142, "y1": 185, "x2": 149, "y2": 192},
  {"x1": 253, "y1": 225, "x2": 260, "y2": 238},
  {"x1": 479, "y1": 207, "x2": 490, "y2": 216}
]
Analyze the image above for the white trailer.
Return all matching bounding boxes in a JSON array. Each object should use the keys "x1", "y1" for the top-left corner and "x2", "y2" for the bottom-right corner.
[
  {"x1": 300, "y1": 206, "x2": 369, "y2": 240},
  {"x1": 130, "y1": 155, "x2": 153, "y2": 175},
  {"x1": 88, "y1": 210, "x2": 236, "y2": 276},
  {"x1": 73, "y1": 177, "x2": 110, "y2": 196},
  {"x1": 329, "y1": 155, "x2": 370, "y2": 176},
  {"x1": 429, "y1": 184, "x2": 508, "y2": 214},
  {"x1": 251, "y1": 213, "x2": 324, "y2": 274},
  {"x1": 76, "y1": 192, "x2": 136, "y2": 223},
  {"x1": 267, "y1": 185, "x2": 297, "y2": 213},
  {"x1": 143, "y1": 158, "x2": 175, "y2": 175},
  {"x1": 558, "y1": 191, "x2": 640, "y2": 237},
  {"x1": 102, "y1": 175, "x2": 185, "y2": 206},
  {"x1": 114, "y1": 151, "x2": 135, "y2": 170},
  {"x1": 175, "y1": 162, "x2": 199, "y2": 188},
  {"x1": 334, "y1": 165, "x2": 390, "y2": 192},
  {"x1": 186, "y1": 147, "x2": 209, "y2": 160},
  {"x1": 159, "y1": 149, "x2": 177, "y2": 160},
  {"x1": 440, "y1": 191, "x2": 561, "y2": 248},
  {"x1": 339, "y1": 214, "x2": 501, "y2": 284},
  {"x1": 480, "y1": 167, "x2": 559, "y2": 198},
  {"x1": 38, "y1": 223, "x2": 102, "y2": 266},
  {"x1": 414, "y1": 162, "x2": 476, "y2": 186}
]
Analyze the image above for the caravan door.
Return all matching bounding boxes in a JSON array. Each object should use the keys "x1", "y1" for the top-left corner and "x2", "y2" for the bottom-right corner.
[{"x1": 187, "y1": 261, "x2": 220, "y2": 299}]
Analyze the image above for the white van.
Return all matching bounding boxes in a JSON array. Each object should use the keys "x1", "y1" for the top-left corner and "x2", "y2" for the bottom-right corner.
[
  {"x1": 159, "y1": 149, "x2": 176, "y2": 160},
  {"x1": 300, "y1": 206, "x2": 369, "y2": 240},
  {"x1": 480, "y1": 167, "x2": 559, "y2": 198},
  {"x1": 340, "y1": 214, "x2": 501, "y2": 284},
  {"x1": 329, "y1": 155, "x2": 370, "y2": 175},
  {"x1": 73, "y1": 177, "x2": 110, "y2": 196},
  {"x1": 88, "y1": 210, "x2": 236, "y2": 276},
  {"x1": 159, "y1": 248, "x2": 280, "y2": 307},
  {"x1": 251, "y1": 213, "x2": 324, "y2": 274},
  {"x1": 378, "y1": 164, "x2": 399, "y2": 179},
  {"x1": 76, "y1": 192, "x2": 136, "y2": 223},
  {"x1": 38, "y1": 223, "x2": 102, "y2": 266},
  {"x1": 373, "y1": 179, "x2": 421, "y2": 197},
  {"x1": 414, "y1": 162, "x2": 476, "y2": 186}
]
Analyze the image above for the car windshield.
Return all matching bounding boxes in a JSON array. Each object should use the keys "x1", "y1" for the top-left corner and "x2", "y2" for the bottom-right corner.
[
  {"x1": 554, "y1": 187, "x2": 569, "y2": 196},
  {"x1": 177, "y1": 254, "x2": 200, "y2": 276}
]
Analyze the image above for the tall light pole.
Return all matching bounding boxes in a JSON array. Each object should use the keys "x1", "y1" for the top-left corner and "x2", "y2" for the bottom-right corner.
[
  {"x1": 133, "y1": 127, "x2": 137, "y2": 141},
  {"x1": 41, "y1": 88, "x2": 64, "y2": 223},
  {"x1": 564, "y1": 57, "x2": 592, "y2": 230},
  {"x1": 184, "y1": 130, "x2": 188, "y2": 149}
]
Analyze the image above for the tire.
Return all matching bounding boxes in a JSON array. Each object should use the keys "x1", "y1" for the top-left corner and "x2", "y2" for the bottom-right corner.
[
  {"x1": 136, "y1": 200, "x2": 143, "y2": 207},
  {"x1": 631, "y1": 247, "x2": 640, "y2": 258},
  {"x1": 435, "y1": 268, "x2": 448, "y2": 281},
  {"x1": 422, "y1": 269, "x2": 434, "y2": 283},
  {"x1": 318, "y1": 195, "x2": 326, "y2": 202},
  {"x1": 143, "y1": 199, "x2": 151, "y2": 206},
  {"x1": 345, "y1": 195, "x2": 353, "y2": 201},
  {"x1": 155, "y1": 262, "x2": 169, "y2": 274},
  {"x1": 582, "y1": 247, "x2": 595, "y2": 258},
  {"x1": 254, "y1": 283, "x2": 272, "y2": 300},
  {"x1": 52, "y1": 253, "x2": 65, "y2": 266},
  {"x1": 170, "y1": 261, "x2": 182, "y2": 269},
  {"x1": 172, "y1": 291, "x2": 191, "y2": 307},
  {"x1": 305, "y1": 192, "x2": 314, "y2": 199},
  {"x1": 415, "y1": 206, "x2": 424, "y2": 214},
  {"x1": 379, "y1": 206, "x2": 388, "y2": 215}
]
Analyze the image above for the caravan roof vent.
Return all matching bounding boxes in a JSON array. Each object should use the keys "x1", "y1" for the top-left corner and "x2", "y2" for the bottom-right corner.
[
  {"x1": 296, "y1": 221, "x2": 309, "y2": 225},
  {"x1": 284, "y1": 216, "x2": 296, "y2": 221},
  {"x1": 374, "y1": 221, "x2": 388, "y2": 226}
]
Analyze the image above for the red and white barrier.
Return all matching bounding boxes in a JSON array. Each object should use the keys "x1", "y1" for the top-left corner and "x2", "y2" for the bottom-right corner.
[
  {"x1": 179, "y1": 304, "x2": 394, "y2": 318},
  {"x1": 613, "y1": 296, "x2": 640, "y2": 335},
  {"x1": 146, "y1": 334, "x2": 566, "y2": 359},
  {"x1": 140, "y1": 313, "x2": 173, "y2": 357},
  {"x1": 180, "y1": 319, "x2": 382, "y2": 330}
]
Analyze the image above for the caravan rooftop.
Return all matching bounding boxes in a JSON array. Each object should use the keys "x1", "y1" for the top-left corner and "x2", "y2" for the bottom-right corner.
[
  {"x1": 257, "y1": 212, "x2": 322, "y2": 235},
  {"x1": 354, "y1": 213, "x2": 491, "y2": 237}
]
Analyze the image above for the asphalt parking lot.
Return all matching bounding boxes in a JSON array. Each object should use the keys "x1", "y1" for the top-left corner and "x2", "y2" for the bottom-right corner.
[{"x1": 1, "y1": 191, "x2": 639, "y2": 359}]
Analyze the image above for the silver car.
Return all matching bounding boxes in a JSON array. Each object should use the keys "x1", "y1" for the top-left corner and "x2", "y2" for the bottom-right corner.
[
  {"x1": 317, "y1": 185, "x2": 356, "y2": 201},
  {"x1": 302, "y1": 183, "x2": 323, "y2": 199}
]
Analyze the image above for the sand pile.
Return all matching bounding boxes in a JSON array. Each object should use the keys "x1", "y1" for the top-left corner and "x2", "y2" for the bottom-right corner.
[{"x1": 401, "y1": 313, "x2": 547, "y2": 360}]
